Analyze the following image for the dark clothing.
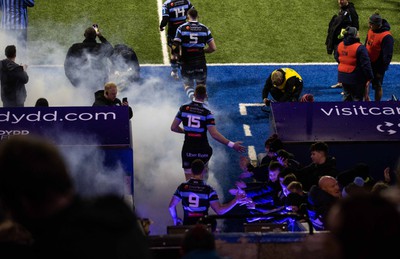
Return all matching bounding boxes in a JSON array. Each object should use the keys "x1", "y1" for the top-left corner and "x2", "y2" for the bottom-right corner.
[
  {"x1": 335, "y1": 36, "x2": 373, "y2": 101},
  {"x1": 0, "y1": 58, "x2": 28, "y2": 107},
  {"x1": 307, "y1": 185, "x2": 339, "y2": 230},
  {"x1": 325, "y1": 2, "x2": 359, "y2": 55},
  {"x1": 173, "y1": 178, "x2": 219, "y2": 225},
  {"x1": 262, "y1": 68, "x2": 303, "y2": 103},
  {"x1": 20, "y1": 195, "x2": 152, "y2": 259},
  {"x1": 365, "y1": 19, "x2": 394, "y2": 92},
  {"x1": 110, "y1": 44, "x2": 140, "y2": 84},
  {"x1": 175, "y1": 100, "x2": 215, "y2": 169},
  {"x1": 295, "y1": 156, "x2": 338, "y2": 192},
  {"x1": 64, "y1": 36, "x2": 113, "y2": 89},
  {"x1": 174, "y1": 21, "x2": 213, "y2": 87},
  {"x1": 92, "y1": 90, "x2": 133, "y2": 119},
  {"x1": 160, "y1": 0, "x2": 193, "y2": 46}
]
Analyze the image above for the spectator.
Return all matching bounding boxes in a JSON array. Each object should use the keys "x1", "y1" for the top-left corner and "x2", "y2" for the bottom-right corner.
[
  {"x1": 168, "y1": 159, "x2": 245, "y2": 231},
  {"x1": 326, "y1": 0, "x2": 359, "y2": 89},
  {"x1": 64, "y1": 25, "x2": 113, "y2": 90},
  {"x1": 159, "y1": 0, "x2": 194, "y2": 80},
  {"x1": 256, "y1": 133, "x2": 283, "y2": 166},
  {"x1": 109, "y1": 44, "x2": 141, "y2": 88},
  {"x1": 365, "y1": 11, "x2": 394, "y2": 101},
  {"x1": 236, "y1": 161, "x2": 284, "y2": 213},
  {"x1": 326, "y1": 194, "x2": 400, "y2": 259},
  {"x1": 308, "y1": 175, "x2": 341, "y2": 230},
  {"x1": 0, "y1": 45, "x2": 29, "y2": 107},
  {"x1": 93, "y1": 82, "x2": 133, "y2": 119},
  {"x1": 173, "y1": 8, "x2": 216, "y2": 100},
  {"x1": 0, "y1": 0, "x2": 35, "y2": 56},
  {"x1": 34, "y1": 97, "x2": 49, "y2": 107},
  {"x1": 180, "y1": 224, "x2": 224, "y2": 259},
  {"x1": 295, "y1": 142, "x2": 338, "y2": 192},
  {"x1": 0, "y1": 135, "x2": 153, "y2": 259},
  {"x1": 171, "y1": 84, "x2": 245, "y2": 180},
  {"x1": 334, "y1": 26, "x2": 373, "y2": 101},
  {"x1": 239, "y1": 135, "x2": 284, "y2": 183},
  {"x1": 262, "y1": 68, "x2": 303, "y2": 106}
]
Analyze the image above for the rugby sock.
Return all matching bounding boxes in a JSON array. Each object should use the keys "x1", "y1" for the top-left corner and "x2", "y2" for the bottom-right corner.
[
  {"x1": 171, "y1": 60, "x2": 179, "y2": 72},
  {"x1": 184, "y1": 85, "x2": 194, "y2": 100}
]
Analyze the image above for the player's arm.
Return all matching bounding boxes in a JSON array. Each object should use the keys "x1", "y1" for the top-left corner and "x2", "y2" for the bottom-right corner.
[
  {"x1": 171, "y1": 117, "x2": 184, "y2": 134},
  {"x1": 210, "y1": 193, "x2": 244, "y2": 215},
  {"x1": 208, "y1": 125, "x2": 245, "y2": 152},
  {"x1": 160, "y1": 16, "x2": 168, "y2": 31},
  {"x1": 204, "y1": 39, "x2": 216, "y2": 53},
  {"x1": 168, "y1": 196, "x2": 183, "y2": 225}
]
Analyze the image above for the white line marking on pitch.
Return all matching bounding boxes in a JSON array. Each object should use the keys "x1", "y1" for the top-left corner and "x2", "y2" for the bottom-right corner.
[
  {"x1": 157, "y1": 0, "x2": 169, "y2": 65},
  {"x1": 248, "y1": 145, "x2": 257, "y2": 162},
  {"x1": 239, "y1": 103, "x2": 264, "y2": 115},
  {"x1": 243, "y1": 124, "x2": 252, "y2": 137}
]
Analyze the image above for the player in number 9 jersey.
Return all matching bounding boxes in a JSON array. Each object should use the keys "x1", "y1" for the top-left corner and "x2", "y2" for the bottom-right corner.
[{"x1": 169, "y1": 159, "x2": 245, "y2": 231}]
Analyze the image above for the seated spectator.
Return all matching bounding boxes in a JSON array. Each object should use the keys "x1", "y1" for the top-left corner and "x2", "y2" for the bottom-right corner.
[
  {"x1": 308, "y1": 176, "x2": 341, "y2": 230},
  {"x1": 256, "y1": 133, "x2": 283, "y2": 166},
  {"x1": 93, "y1": 82, "x2": 133, "y2": 119},
  {"x1": 341, "y1": 176, "x2": 369, "y2": 197},
  {"x1": 0, "y1": 135, "x2": 152, "y2": 259},
  {"x1": 275, "y1": 149, "x2": 302, "y2": 173},
  {"x1": 34, "y1": 97, "x2": 49, "y2": 107},
  {"x1": 235, "y1": 162, "x2": 284, "y2": 214},
  {"x1": 180, "y1": 224, "x2": 224, "y2": 259},
  {"x1": 286, "y1": 181, "x2": 309, "y2": 215},
  {"x1": 336, "y1": 162, "x2": 375, "y2": 190},
  {"x1": 370, "y1": 181, "x2": 390, "y2": 195},
  {"x1": 295, "y1": 142, "x2": 338, "y2": 192}
]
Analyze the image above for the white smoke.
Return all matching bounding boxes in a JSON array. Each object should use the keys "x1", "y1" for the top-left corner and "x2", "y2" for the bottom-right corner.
[{"x1": 1, "y1": 29, "x2": 233, "y2": 235}]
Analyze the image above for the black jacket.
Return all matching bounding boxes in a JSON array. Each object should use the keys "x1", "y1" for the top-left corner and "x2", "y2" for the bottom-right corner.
[
  {"x1": 0, "y1": 59, "x2": 29, "y2": 107},
  {"x1": 92, "y1": 90, "x2": 133, "y2": 119},
  {"x1": 295, "y1": 156, "x2": 338, "y2": 192},
  {"x1": 325, "y1": 2, "x2": 359, "y2": 54},
  {"x1": 64, "y1": 36, "x2": 113, "y2": 89}
]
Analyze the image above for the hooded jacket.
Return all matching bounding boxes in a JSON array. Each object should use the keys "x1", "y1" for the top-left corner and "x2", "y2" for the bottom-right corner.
[
  {"x1": 365, "y1": 19, "x2": 394, "y2": 73},
  {"x1": 0, "y1": 59, "x2": 29, "y2": 107}
]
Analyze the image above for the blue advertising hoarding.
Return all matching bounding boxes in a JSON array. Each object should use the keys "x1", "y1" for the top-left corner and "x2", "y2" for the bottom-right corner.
[
  {"x1": 270, "y1": 101, "x2": 400, "y2": 142},
  {"x1": 0, "y1": 106, "x2": 134, "y2": 195}
]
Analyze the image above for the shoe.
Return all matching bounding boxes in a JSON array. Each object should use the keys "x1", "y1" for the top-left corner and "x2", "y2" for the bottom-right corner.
[
  {"x1": 171, "y1": 71, "x2": 179, "y2": 80},
  {"x1": 330, "y1": 83, "x2": 342, "y2": 88}
]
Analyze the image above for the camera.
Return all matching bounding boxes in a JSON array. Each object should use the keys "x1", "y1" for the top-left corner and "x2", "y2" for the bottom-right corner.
[{"x1": 122, "y1": 97, "x2": 128, "y2": 103}]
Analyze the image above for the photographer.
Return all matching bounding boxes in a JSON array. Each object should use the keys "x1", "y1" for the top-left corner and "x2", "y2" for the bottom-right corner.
[
  {"x1": 93, "y1": 82, "x2": 133, "y2": 119},
  {"x1": 64, "y1": 24, "x2": 113, "y2": 90}
]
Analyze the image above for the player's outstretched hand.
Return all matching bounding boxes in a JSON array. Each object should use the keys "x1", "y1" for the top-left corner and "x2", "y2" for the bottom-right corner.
[{"x1": 233, "y1": 141, "x2": 246, "y2": 153}]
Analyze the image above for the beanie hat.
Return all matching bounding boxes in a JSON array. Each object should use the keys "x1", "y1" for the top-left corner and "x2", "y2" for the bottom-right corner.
[
  {"x1": 268, "y1": 139, "x2": 283, "y2": 153},
  {"x1": 345, "y1": 26, "x2": 358, "y2": 38},
  {"x1": 369, "y1": 13, "x2": 382, "y2": 26}
]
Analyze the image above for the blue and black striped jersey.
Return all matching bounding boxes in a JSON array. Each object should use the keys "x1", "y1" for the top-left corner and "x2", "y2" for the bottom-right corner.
[
  {"x1": 174, "y1": 21, "x2": 213, "y2": 64},
  {"x1": 173, "y1": 178, "x2": 219, "y2": 223},
  {"x1": 175, "y1": 100, "x2": 215, "y2": 145},
  {"x1": 161, "y1": 0, "x2": 193, "y2": 38},
  {"x1": 0, "y1": 0, "x2": 35, "y2": 30}
]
